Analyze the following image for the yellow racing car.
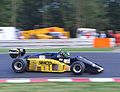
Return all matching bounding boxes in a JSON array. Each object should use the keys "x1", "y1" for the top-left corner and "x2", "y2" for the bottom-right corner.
[{"x1": 9, "y1": 48, "x2": 104, "y2": 75}]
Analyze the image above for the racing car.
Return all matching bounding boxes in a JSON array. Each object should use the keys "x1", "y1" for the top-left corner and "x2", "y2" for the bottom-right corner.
[{"x1": 9, "y1": 48, "x2": 104, "y2": 75}]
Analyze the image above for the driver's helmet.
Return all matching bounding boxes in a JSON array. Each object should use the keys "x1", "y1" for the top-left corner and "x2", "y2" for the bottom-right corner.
[{"x1": 58, "y1": 49, "x2": 70, "y2": 58}]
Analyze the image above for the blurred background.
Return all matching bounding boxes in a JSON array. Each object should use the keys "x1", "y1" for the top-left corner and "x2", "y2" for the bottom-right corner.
[{"x1": 0, "y1": 0, "x2": 120, "y2": 48}]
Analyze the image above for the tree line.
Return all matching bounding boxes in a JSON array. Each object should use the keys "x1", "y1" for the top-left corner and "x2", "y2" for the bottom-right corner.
[{"x1": 0, "y1": 0, "x2": 120, "y2": 33}]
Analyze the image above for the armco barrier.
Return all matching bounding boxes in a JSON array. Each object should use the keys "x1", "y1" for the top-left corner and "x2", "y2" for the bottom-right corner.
[{"x1": 0, "y1": 38, "x2": 115, "y2": 49}]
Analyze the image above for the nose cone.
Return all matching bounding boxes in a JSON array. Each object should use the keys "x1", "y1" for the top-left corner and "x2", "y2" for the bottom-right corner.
[
  {"x1": 97, "y1": 67, "x2": 104, "y2": 72},
  {"x1": 95, "y1": 64, "x2": 104, "y2": 73}
]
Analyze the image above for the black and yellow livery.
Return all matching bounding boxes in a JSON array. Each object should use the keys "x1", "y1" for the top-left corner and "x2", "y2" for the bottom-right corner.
[{"x1": 9, "y1": 48, "x2": 104, "y2": 75}]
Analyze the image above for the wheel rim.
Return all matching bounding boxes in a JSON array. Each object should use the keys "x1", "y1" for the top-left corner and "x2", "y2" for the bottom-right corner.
[
  {"x1": 73, "y1": 64, "x2": 82, "y2": 73},
  {"x1": 14, "y1": 62, "x2": 23, "y2": 70}
]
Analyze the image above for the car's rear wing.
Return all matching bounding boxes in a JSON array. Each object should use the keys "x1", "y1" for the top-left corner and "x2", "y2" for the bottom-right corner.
[{"x1": 9, "y1": 48, "x2": 26, "y2": 58}]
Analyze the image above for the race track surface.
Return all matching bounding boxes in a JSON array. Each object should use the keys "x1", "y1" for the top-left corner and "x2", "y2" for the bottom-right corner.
[{"x1": 0, "y1": 52, "x2": 120, "y2": 78}]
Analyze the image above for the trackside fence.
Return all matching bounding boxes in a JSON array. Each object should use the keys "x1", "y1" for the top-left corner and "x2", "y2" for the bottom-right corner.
[{"x1": 0, "y1": 38, "x2": 115, "y2": 49}]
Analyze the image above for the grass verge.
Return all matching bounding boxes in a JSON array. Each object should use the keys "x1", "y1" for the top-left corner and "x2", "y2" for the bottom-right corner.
[
  {"x1": 0, "y1": 82, "x2": 120, "y2": 92},
  {"x1": 0, "y1": 48, "x2": 112, "y2": 53}
]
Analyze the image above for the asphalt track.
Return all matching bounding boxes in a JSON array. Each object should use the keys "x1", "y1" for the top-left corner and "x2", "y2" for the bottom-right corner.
[{"x1": 0, "y1": 52, "x2": 120, "y2": 78}]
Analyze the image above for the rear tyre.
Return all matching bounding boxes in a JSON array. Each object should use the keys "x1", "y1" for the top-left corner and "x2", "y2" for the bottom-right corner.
[
  {"x1": 12, "y1": 59, "x2": 27, "y2": 73},
  {"x1": 70, "y1": 61, "x2": 85, "y2": 75}
]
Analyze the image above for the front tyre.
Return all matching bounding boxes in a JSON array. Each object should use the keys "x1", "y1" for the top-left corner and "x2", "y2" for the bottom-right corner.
[
  {"x1": 12, "y1": 59, "x2": 27, "y2": 73},
  {"x1": 70, "y1": 61, "x2": 85, "y2": 75}
]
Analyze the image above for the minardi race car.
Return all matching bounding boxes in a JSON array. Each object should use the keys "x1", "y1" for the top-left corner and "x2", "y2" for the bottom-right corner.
[{"x1": 9, "y1": 48, "x2": 104, "y2": 75}]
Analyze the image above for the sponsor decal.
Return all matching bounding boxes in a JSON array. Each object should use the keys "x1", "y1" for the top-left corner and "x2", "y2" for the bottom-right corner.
[
  {"x1": 9, "y1": 50, "x2": 19, "y2": 54},
  {"x1": 64, "y1": 59, "x2": 70, "y2": 64},
  {"x1": 39, "y1": 61, "x2": 52, "y2": 65},
  {"x1": 39, "y1": 55, "x2": 45, "y2": 59}
]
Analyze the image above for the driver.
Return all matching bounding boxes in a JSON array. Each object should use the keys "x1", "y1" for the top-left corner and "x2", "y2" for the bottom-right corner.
[{"x1": 57, "y1": 49, "x2": 70, "y2": 59}]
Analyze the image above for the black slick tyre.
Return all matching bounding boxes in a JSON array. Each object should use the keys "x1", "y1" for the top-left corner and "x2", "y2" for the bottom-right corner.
[
  {"x1": 12, "y1": 58, "x2": 27, "y2": 73},
  {"x1": 70, "y1": 61, "x2": 85, "y2": 75}
]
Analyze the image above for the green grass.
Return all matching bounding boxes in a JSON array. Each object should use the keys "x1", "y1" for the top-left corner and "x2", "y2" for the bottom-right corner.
[
  {"x1": 0, "y1": 82, "x2": 120, "y2": 92},
  {"x1": 0, "y1": 49, "x2": 9, "y2": 53},
  {"x1": 0, "y1": 48, "x2": 112, "y2": 53},
  {"x1": 27, "y1": 48, "x2": 112, "y2": 52}
]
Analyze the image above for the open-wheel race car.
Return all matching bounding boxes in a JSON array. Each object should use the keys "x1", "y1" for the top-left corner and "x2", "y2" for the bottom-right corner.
[{"x1": 9, "y1": 48, "x2": 104, "y2": 75}]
